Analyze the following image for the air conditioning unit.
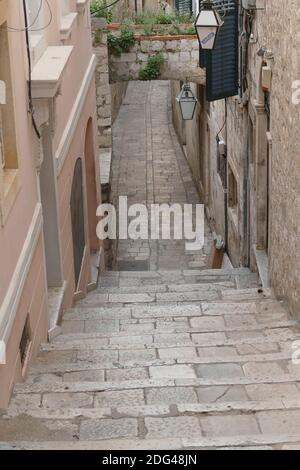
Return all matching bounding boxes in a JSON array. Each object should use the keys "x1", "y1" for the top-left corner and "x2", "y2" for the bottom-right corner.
[{"x1": 242, "y1": 0, "x2": 256, "y2": 9}]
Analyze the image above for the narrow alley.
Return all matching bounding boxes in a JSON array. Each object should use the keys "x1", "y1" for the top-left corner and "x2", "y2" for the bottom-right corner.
[
  {"x1": 111, "y1": 81, "x2": 212, "y2": 271},
  {"x1": 1, "y1": 0, "x2": 300, "y2": 454},
  {"x1": 1, "y1": 81, "x2": 300, "y2": 450}
]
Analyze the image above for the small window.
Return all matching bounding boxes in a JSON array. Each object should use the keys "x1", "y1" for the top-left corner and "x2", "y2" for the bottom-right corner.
[
  {"x1": 0, "y1": 22, "x2": 20, "y2": 224},
  {"x1": 61, "y1": 0, "x2": 72, "y2": 16},
  {"x1": 0, "y1": 24, "x2": 18, "y2": 172},
  {"x1": 217, "y1": 136, "x2": 226, "y2": 187},
  {"x1": 19, "y1": 316, "x2": 32, "y2": 368},
  {"x1": 228, "y1": 164, "x2": 238, "y2": 209}
]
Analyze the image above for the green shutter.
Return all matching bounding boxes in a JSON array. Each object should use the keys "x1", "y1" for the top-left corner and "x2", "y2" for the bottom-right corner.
[
  {"x1": 205, "y1": 0, "x2": 239, "y2": 102},
  {"x1": 175, "y1": 0, "x2": 192, "y2": 12}
]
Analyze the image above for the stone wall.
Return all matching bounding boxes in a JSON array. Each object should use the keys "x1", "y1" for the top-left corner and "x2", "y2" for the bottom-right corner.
[
  {"x1": 171, "y1": 2, "x2": 300, "y2": 318},
  {"x1": 109, "y1": 37, "x2": 205, "y2": 84}
]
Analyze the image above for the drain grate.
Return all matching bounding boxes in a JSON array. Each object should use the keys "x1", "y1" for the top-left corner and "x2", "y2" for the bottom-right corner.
[{"x1": 117, "y1": 260, "x2": 149, "y2": 271}]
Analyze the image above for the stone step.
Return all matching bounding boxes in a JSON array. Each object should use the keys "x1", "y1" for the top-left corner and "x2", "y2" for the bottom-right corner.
[
  {"x1": 77, "y1": 288, "x2": 272, "y2": 307},
  {"x1": 96, "y1": 281, "x2": 236, "y2": 295},
  {"x1": 56, "y1": 319, "x2": 298, "y2": 343},
  {"x1": 2, "y1": 400, "x2": 300, "y2": 443},
  {"x1": 29, "y1": 350, "x2": 299, "y2": 376},
  {"x1": 94, "y1": 281, "x2": 236, "y2": 294},
  {"x1": 41, "y1": 329, "x2": 300, "y2": 352},
  {"x1": 1, "y1": 435, "x2": 299, "y2": 450},
  {"x1": 100, "y1": 269, "x2": 258, "y2": 289},
  {"x1": 101, "y1": 268, "x2": 253, "y2": 279},
  {"x1": 13, "y1": 372, "x2": 300, "y2": 395},
  {"x1": 63, "y1": 299, "x2": 288, "y2": 322},
  {"x1": 3, "y1": 399, "x2": 300, "y2": 421}
]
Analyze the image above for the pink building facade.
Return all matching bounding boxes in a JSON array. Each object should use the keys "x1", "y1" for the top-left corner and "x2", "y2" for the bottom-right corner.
[{"x1": 0, "y1": 0, "x2": 102, "y2": 408}]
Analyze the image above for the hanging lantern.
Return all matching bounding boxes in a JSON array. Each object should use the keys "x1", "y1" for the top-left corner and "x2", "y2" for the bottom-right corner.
[
  {"x1": 194, "y1": 0, "x2": 224, "y2": 50},
  {"x1": 176, "y1": 83, "x2": 198, "y2": 121}
]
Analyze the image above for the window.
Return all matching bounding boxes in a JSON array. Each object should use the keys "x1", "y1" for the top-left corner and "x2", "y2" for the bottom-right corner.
[
  {"x1": 0, "y1": 22, "x2": 20, "y2": 224},
  {"x1": 19, "y1": 315, "x2": 32, "y2": 369},
  {"x1": 0, "y1": 24, "x2": 18, "y2": 172},
  {"x1": 217, "y1": 136, "x2": 226, "y2": 187},
  {"x1": 228, "y1": 164, "x2": 238, "y2": 210},
  {"x1": 26, "y1": 0, "x2": 47, "y2": 64},
  {"x1": 60, "y1": 0, "x2": 72, "y2": 16}
]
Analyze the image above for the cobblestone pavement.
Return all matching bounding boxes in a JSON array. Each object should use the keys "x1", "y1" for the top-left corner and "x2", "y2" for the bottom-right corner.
[{"x1": 111, "y1": 81, "x2": 212, "y2": 271}]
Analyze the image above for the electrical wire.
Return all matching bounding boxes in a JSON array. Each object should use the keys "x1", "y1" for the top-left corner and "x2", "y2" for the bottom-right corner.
[
  {"x1": 22, "y1": 0, "x2": 41, "y2": 140},
  {"x1": 2, "y1": 0, "x2": 52, "y2": 33},
  {"x1": 91, "y1": 0, "x2": 122, "y2": 14}
]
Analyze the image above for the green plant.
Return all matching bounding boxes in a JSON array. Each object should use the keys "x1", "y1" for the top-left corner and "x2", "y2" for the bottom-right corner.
[
  {"x1": 133, "y1": 8, "x2": 194, "y2": 26},
  {"x1": 93, "y1": 28, "x2": 102, "y2": 46},
  {"x1": 108, "y1": 24, "x2": 135, "y2": 57},
  {"x1": 90, "y1": 0, "x2": 113, "y2": 23},
  {"x1": 139, "y1": 54, "x2": 164, "y2": 81}
]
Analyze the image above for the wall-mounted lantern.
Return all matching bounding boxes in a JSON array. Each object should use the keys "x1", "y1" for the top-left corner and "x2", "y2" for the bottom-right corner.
[
  {"x1": 176, "y1": 83, "x2": 198, "y2": 121},
  {"x1": 195, "y1": 0, "x2": 224, "y2": 50}
]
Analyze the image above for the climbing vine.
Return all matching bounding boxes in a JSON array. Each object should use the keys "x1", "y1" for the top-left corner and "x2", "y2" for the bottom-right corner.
[{"x1": 139, "y1": 54, "x2": 164, "y2": 81}]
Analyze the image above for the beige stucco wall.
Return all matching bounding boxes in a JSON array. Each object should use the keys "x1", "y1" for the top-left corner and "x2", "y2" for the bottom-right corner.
[
  {"x1": 0, "y1": 0, "x2": 101, "y2": 408},
  {"x1": 0, "y1": 1, "x2": 48, "y2": 408}
]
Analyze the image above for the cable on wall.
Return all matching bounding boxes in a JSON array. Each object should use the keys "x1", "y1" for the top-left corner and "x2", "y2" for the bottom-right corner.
[{"x1": 22, "y1": 0, "x2": 41, "y2": 140}]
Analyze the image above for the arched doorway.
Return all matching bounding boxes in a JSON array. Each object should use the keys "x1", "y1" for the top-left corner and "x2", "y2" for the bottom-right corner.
[
  {"x1": 84, "y1": 118, "x2": 99, "y2": 253},
  {"x1": 70, "y1": 158, "x2": 85, "y2": 288}
]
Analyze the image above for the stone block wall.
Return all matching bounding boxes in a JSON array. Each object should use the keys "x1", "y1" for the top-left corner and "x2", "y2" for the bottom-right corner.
[{"x1": 170, "y1": 1, "x2": 300, "y2": 317}]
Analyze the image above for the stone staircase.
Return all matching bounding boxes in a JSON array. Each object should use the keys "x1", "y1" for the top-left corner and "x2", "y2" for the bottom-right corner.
[{"x1": 1, "y1": 268, "x2": 300, "y2": 450}]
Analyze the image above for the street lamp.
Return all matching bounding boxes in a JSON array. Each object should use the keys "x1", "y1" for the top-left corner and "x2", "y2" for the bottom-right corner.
[
  {"x1": 176, "y1": 83, "x2": 198, "y2": 121},
  {"x1": 195, "y1": 0, "x2": 224, "y2": 50}
]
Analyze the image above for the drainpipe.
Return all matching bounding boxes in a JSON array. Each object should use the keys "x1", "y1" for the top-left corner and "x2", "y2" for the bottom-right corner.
[{"x1": 224, "y1": 98, "x2": 228, "y2": 252}]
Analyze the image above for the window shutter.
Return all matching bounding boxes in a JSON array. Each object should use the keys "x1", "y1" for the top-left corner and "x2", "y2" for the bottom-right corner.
[
  {"x1": 205, "y1": 0, "x2": 239, "y2": 102},
  {"x1": 175, "y1": 0, "x2": 193, "y2": 13}
]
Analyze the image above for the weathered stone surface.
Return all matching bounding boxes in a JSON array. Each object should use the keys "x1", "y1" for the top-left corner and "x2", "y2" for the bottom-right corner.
[
  {"x1": 197, "y1": 385, "x2": 248, "y2": 403},
  {"x1": 145, "y1": 416, "x2": 201, "y2": 439},
  {"x1": 80, "y1": 418, "x2": 138, "y2": 440},
  {"x1": 158, "y1": 347, "x2": 197, "y2": 360},
  {"x1": 146, "y1": 387, "x2": 198, "y2": 405},
  {"x1": 197, "y1": 364, "x2": 244, "y2": 380},
  {"x1": 200, "y1": 414, "x2": 260, "y2": 437},
  {"x1": 149, "y1": 365, "x2": 196, "y2": 379},
  {"x1": 246, "y1": 383, "x2": 300, "y2": 402},
  {"x1": 94, "y1": 390, "x2": 145, "y2": 407},
  {"x1": 43, "y1": 393, "x2": 93, "y2": 408}
]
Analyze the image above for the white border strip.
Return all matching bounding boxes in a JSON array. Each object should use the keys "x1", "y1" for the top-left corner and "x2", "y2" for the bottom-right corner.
[
  {"x1": 0, "y1": 203, "x2": 43, "y2": 362},
  {"x1": 55, "y1": 54, "x2": 97, "y2": 175}
]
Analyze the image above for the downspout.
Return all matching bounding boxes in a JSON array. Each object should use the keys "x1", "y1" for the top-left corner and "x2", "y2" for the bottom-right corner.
[
  {"x1": 22, "y1": 0, "x2": 41, "y2": 139},
  {"x1": 224, "y1": 98, "x2": 228, "y2": 252}
]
